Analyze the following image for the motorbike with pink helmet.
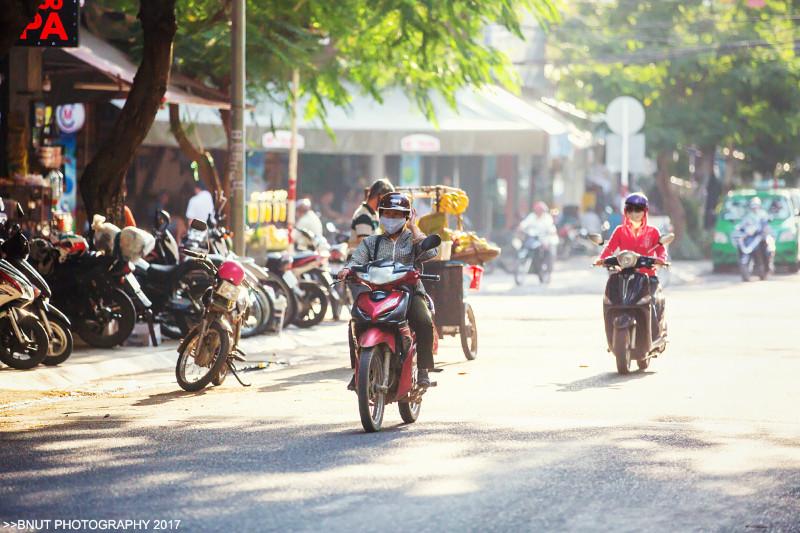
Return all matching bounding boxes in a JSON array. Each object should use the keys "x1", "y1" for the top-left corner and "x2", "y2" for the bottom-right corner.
[{"x1": 175, "y1": 218, "x2": 253, "y2": 391}]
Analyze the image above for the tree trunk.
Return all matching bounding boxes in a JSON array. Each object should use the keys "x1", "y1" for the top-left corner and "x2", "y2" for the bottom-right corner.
[
  {"x1": 0, "y1": 0, "x2": 40, "y2": 58},
  {"x1": 218, "y1": 107, "x2": 233, "y2": 220},
  {"x1": 655, "y1": 150, "x2": 686, "y2": 244},
  {"x1": 80, "y1": 0, "x2": 177, "y2": 225},
  {"x1": 168, "y1": 103, "x2": 222, "y2": 196}
]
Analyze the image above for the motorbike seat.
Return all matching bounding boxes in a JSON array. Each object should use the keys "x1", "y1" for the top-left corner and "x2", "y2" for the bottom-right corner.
[
  {"x1": 145, "y1": 263, "x2": 180, "y2": 285},
  {"x1": 292, "y1": 251, "x2": 318, "y2": 267}
]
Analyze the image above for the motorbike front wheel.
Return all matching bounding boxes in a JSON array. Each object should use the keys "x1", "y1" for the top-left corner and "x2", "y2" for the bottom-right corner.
[
  {"x1": 514, "y1": 256, "x2": 532, "y2": 286},
  {"x1": 0, "y1": 314, "x2": 49, "y2": 370},
  {"x1": 739, "y1": 257, "x2": 753, "y2": 282},
  {"x1": 357, "y1": 346, "x2": 387, "y2": 432},
  {"x1": 292, "y1": 282, "x2": 328, "y2": 329},
  {"x1": 612, "y1": 327, "x2": 631, "y2": 375},
  {"x1": 175, "y1": 321, "x2": 230, "y2": 392}
]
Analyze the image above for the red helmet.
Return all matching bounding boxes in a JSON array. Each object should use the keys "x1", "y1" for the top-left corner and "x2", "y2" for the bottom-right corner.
[
  {"x1": 532, "y1": 201, "x2": 548, "y2": 216},
  {"x1": 378, "y1": 192, "x2": 412, "y2": 216},
  {"x1": 218, "y1": 260, "x2": 245, "y2": 285}
]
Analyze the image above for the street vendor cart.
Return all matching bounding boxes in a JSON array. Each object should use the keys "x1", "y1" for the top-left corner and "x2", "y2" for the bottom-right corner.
[{"x1": 395, "y1": 185, "x2": 499, "y2": 360}]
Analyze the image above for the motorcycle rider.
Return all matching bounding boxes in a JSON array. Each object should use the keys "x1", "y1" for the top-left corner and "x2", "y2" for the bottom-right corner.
[
  {"x1": 518, "y1": 200, "x2": 558, "y2": 261},
  {"x1": 735, "y1": 196, "x2": 774, "y2": 271},
  {"x1": 338, "y1": 192, "x2": 438, "y2": 389},
  {"x1": 594, "y1": 193, "x2": 668, "y2": 331}
]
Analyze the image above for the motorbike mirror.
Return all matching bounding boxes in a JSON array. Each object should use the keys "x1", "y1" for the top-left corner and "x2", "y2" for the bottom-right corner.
[
  {"x1": 659, "y1": 233, "x2": 676, "y2": 246},
  {"x1": 587, "y1": 233, "x2": 604, "y2": 246},
  {"x1": 0, "y1": 197, "x2": 4, "y2": 212},
  {"x1": 157, "y1": 209, "x2": 171, "y2": 230},
  {"x1": 419, "y1": 234, "x2": 441, "y2": 252},
  {"x1": 189, "y1": 218, "x2": 208, "y2": 232},
  {"x1": 16, "y1": 203, "x2": 24, "y2": 218},
  {"x1": 325, "y1": 222, "x2": 337, "y2": 233}
]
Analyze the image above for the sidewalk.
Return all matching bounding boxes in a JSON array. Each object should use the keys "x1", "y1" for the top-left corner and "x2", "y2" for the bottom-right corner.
[{"x1": 0, "y1": 321, "x2": 345, "y2": 394}]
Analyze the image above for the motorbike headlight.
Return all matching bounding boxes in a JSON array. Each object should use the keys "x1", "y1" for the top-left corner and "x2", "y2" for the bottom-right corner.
[
  {"x1": 779, "y1": 229, "x2": 797, "y2": 243},
  {"x1": 511, "y1": 237, "x2": 522, "y2": 250},
  {"x1": 714, "y1": 231, "x2": 728, "y2": 244},
  {"x1": 617, "y1": 251, "x2": 638, "y2": 269}
]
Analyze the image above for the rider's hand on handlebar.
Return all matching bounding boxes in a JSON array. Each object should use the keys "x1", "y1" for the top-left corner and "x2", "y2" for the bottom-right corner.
[
  {"x1": 593, "y1": 257, "x2": 605, "y2": 266},
  {"x1": 654, "y1": 258, "x2": 667, "y2": 266},
  {"x1": 337, "y1": 268, "x2": 351, "y2": 281}
]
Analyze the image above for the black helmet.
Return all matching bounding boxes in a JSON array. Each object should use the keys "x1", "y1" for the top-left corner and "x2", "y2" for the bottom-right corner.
[{"x1": 378, "y1": 192, "x2": 412, "y2": 216}]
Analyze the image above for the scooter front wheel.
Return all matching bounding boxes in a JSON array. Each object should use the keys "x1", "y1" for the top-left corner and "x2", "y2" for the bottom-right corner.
[
  {"x1": 357, "y1": 346, "x2": 386, "y2": 432},
  {"x1": 612, "y1": 328, "x2": 631, "y2": 375},
  {"x1": 739, "y1": 257, "x2": 752, "y2": 282}
]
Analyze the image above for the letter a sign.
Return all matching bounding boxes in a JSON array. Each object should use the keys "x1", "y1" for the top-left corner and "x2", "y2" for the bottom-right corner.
[{"x1": 18, "y1": 0, "x2": 80, "y2": 48}]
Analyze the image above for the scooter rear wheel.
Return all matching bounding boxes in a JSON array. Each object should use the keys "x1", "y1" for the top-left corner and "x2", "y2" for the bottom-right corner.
[
  {"x1": 357, "y1": 346, "x2": 386, "y2": 432},
  {"x1": 0, "y1": 315, "x2": 49, "y2": 370}
]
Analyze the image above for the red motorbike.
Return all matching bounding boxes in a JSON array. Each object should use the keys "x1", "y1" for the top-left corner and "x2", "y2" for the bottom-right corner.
[{"x1": 344, "y1": 235, "x2": 441, "y2": 432}]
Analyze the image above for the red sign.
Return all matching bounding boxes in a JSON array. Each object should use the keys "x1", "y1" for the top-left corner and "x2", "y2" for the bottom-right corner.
[{"x1": 17, "y1": 0, "x2": 79, "y2": 48}]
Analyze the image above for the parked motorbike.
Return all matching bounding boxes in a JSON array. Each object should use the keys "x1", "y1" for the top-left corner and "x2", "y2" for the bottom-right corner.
[
  {"x1": 733, "y1": 218, "x2": 775, "y2": 282},
  {"x1": 327, "y1": 240, "x2": 352, "y2": 320},
  {"x1": 0, "y1": 257, "x2": 49, "y2": 369},
  {"x1": 513, "y1": 231, "x2": 555, "y2": 285},
  {"x1": 29, "y1": 238, "x2": 139, "y2": 349},
  {"x1": 344, "y1": 234, "x2": 441, "y2": 432},
  {"x1": 0, "y1": 202, "x2": 73, "y2": 365},
  {"x1": 293, "y1": 227, "x2": 337, "y2": 322},
  {"x1": 588, "y1": 232, "x2": 674, "y2": 374},
  {"x1": 175, "y1": 220, "x2": 252, "y2": 392}
]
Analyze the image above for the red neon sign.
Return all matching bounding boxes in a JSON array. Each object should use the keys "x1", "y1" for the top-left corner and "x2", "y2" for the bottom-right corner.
[{"x1": 18, "y1": 0, "x2": 79, "y2": 48}]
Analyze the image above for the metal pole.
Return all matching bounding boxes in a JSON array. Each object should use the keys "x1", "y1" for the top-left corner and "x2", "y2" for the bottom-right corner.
[
  {"x1": 621, "y1": 101, "x2": 630, "y2": 195},
  {"x1": 287, "y1": 68, "x2": 299, "y2": 236},
  {"x1": 231, "y1": 0, "x2": 246, "y2": 255}
]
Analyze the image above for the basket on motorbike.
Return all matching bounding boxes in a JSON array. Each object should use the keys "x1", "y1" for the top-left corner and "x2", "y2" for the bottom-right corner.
[{"x1": 421, "y1": 260, "x2": 478, "y2": 360}]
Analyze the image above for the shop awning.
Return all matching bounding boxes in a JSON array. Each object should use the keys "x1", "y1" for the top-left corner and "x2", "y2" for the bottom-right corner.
[
  {"x1": 62, "y1": 30, "x2": 229, "y2": 109},
  {"x1": 133, "y1": 84, "x2": 586, "y2": 156}
]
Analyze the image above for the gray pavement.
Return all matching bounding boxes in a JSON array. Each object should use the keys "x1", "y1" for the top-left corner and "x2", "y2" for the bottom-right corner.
[{"x1": 1, "y1": 258, "x2": 799, "y2": 532}]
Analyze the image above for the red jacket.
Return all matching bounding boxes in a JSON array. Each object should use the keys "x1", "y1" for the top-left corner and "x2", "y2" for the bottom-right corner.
[{"x1": 599, "y1": 211, "x2": 666, "y2": 277}]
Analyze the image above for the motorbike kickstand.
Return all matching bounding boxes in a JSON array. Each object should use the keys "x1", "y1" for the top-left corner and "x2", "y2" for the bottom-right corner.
[{"x1": 228, "y1": 361, "x2": 251, "y2": 387}]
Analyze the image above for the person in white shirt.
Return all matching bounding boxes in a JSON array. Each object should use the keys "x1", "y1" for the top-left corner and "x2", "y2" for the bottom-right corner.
[
  {"x1": 519, "y1": 201, "x2": 559, "y2": 248},
  {"x1": 292, "y1": 199, "x2": 324, "y2": 248},
  {"x1": 185, "y1": 182, "x2": 216, "y2": 224}
]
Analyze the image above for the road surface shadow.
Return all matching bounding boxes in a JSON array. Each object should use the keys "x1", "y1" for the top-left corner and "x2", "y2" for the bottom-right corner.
[
  {"x1": 0, "y1": 417, "x2": 798, "y2": 532},
  {"x1": 258, "y1": 366, "x2": 351, "y2": 393},
  {"x1": 555, "y1": 370, "x2": 652, "y2": 392},
  {"x1": 134, "y1": 388, "x2": 213, "y2": 406}
]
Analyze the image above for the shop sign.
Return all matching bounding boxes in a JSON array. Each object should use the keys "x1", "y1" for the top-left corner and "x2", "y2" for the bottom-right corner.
[
  {"x1": 17, "y1": 0, "x2": 80, "y2": 48},
  {"x1": 262, "y1": 130, "x2": 305, "y2": 150},
  {"x1": 55, "y1": 103, "x2": 85, "y2": 134},
  {"x1": 400, "y1": 134, "x2": 440, "y2": 153}
]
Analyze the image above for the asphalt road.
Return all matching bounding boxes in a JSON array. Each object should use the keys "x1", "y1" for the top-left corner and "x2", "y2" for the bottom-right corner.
[{"x1": 1, "y1": 259, "x2": 799, "y2": 532}]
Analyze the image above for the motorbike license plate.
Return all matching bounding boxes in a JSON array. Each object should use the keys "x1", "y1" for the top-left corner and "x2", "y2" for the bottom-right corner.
[
  {"x1": 216, "y1": 280, "x2": 240, "y2": 301},
  {"x1": 283, "y1": 271, "x2": 299, "y2": 288}
]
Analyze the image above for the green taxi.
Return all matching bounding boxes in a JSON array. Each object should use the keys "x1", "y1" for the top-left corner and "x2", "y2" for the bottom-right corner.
[{"x1": 712, "y1": 188, "x2": 800, "y2": 273}]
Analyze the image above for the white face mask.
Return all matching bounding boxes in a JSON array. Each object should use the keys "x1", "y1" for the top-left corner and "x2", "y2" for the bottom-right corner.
[{"x1": 380, "y1": 216, "x2": 406, "y2": 235}]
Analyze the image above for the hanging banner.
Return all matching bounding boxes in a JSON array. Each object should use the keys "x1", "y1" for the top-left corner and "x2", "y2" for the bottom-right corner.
[
  {"x1": 400, "y1": 134, "x2": 440, "y2": 153},
  {"x1": 59, "y1": 132, "x2": 77, "y2": 217},
  {"x1": 17, "y1": 0, "x2": 80, "y2": 48}
]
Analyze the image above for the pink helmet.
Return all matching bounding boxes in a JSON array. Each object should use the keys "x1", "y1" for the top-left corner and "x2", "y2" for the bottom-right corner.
[
  {"x1": 532, "y1": 201, "x2": 548, "y2": 216},
  {"x1": 218, "y1": 260, "x2": 245, "y2": 285}
]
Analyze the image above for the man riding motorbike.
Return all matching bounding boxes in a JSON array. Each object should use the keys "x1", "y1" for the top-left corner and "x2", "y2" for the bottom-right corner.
[
  {"x1": 594, "y1": 193, "x2": 668, "y2": 328},
  {"x1": 338, "y1": 192, "x2": 439, "y2": 390},
  {"x1": 519, "y1": 201, "x2": 559, "y2": 249}
]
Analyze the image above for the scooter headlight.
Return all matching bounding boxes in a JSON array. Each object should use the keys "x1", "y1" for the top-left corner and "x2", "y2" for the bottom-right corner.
[
  {"x1": 714, "y1": 231, "x2": 728, "y2": 244},
  {"x1": 511, "y1": 237, "x2": 522, "y2": 250},
  {"x1": 617, "y1": 251, "x2": 639, "y2": 269}
]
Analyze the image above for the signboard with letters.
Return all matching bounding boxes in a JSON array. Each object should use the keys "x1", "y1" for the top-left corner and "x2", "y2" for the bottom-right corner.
[{"x1": 17, "y1": 0, "x2": 80, "y2": 48}]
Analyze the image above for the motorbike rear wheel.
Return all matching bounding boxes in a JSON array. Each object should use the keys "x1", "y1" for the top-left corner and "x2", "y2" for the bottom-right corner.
[
  {"x1": 77, "y1": 288, "x2": 136, "y2": 348},
  {"x1": 264, "y1": 273, "x2": 297, "y2": 330},
  {"x1": 612, "y1": 328, "x2": 631, "y2": 375},
  {"x1": 241, "y1": 286, "x2": 269, "y2": 338},
  {"x1": 42, "y1": 312, "x2": 74, "y2": 366},
  {"x1": 0, "y1": 315, "x2": 49, "y2": 370},
  {"x1": 176, "y1": 321, "x2": 229, "y2": 392},
  {"x1": 357, "y1": 346, "x2": 386, "y2": 432},
  {"x1": 292, "y1": 281, "x2": 328, "y2": 329},
  {"x1": 399, "y1": 398, "x2": 421, "y2": 424}
]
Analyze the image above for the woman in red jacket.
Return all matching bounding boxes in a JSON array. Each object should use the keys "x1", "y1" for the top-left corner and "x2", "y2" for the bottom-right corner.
[{"x1": 595, "y1": 193, "x2": 668, "y2": 329}]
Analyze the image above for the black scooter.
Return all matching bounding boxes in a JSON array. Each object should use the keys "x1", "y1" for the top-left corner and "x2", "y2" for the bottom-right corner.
[{"x1": 588, "y1": 233, "x2": 674, "y2": 374}]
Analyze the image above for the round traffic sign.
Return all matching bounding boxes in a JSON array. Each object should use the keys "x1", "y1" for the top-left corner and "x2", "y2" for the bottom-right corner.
[{"x1": 605, "y1": 96, "x2": 645, "y2": 135}]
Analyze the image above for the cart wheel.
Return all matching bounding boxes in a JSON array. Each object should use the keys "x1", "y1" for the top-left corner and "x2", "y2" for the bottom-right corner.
[{"x1": 460, "y1": 302, "x2": 478, "y2": 360}]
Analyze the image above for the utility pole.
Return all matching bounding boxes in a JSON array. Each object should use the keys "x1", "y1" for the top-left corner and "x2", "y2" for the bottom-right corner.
[
  {"x1": 287, "y1": 68, "x2": 299, "y2": 239},
  {"x1": 231, "y1": 0, "x2": 246, "y2": 255}
]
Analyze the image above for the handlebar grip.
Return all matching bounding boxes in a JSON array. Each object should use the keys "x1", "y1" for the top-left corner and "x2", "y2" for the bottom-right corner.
[{"x1": 420, "y1": 274, "x2": 440, "y2": 281}]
